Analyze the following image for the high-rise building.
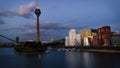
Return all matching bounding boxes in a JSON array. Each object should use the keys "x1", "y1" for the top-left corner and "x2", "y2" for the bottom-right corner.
[{"x1": 65, "y1": 29, "x2": 81, "y2": 46}]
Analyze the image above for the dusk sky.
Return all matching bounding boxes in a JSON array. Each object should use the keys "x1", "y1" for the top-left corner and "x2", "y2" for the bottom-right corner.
[{"x1": 0, "y1": 0, "x2": 120, "y2": 43}]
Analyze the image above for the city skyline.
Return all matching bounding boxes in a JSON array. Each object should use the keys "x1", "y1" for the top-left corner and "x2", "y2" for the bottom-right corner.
[{"x1": 0, "y1": 0, "x2": 120, "y2": 43}]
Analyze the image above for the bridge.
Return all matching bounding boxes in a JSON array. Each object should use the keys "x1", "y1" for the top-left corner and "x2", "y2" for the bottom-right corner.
[
  {"x1": 0, "y1": 34, "x2": 18, "y2": 43},
  {"x1": 0, "y1": 34, "x2": 19, "y2": 47}
]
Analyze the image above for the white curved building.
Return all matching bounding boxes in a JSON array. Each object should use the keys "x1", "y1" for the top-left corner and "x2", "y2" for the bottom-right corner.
[{"x1": 65, "y1": 29, "x2": 81, "y2": 46}]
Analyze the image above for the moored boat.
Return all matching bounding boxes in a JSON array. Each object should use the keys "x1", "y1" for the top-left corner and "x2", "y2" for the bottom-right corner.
[{"x1": 14, "y1": 41, "x2": 46, "y2": 54}]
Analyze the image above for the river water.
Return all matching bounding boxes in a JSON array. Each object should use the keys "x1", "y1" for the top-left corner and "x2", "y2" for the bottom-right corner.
[{"x1": 0, "y1": 48, "x2": 120, "y2": 68}]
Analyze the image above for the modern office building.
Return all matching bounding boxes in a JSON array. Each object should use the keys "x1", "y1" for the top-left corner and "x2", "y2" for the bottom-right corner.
[
  {"x1": 110, "y1": 35, "x2": 120, "y2": 47},
  {"x1": 65, "y1": 29, "x2": 81, "y2": 46}
]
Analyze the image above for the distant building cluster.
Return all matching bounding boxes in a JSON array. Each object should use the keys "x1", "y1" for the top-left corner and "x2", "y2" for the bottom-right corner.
[{"x1": 65, "y1": 26, "x2": 120, "y2": 47}]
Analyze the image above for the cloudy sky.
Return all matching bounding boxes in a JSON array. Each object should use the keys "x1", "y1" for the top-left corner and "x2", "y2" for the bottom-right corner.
[{"x1": 0, "y1": 0, "x2": 120, "y2": 43}]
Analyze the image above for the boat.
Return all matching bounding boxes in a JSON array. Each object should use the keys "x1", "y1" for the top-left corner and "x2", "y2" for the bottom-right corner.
[{"x1": 14, "y1": 41, "x2": 46, "y2": 54}]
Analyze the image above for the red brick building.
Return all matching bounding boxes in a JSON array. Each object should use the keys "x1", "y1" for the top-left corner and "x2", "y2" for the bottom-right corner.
[{"x1": 93, "y1": 26, "x2": 116, "y2": 46}]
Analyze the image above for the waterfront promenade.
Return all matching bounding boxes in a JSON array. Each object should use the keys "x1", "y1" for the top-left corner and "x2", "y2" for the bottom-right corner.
[{"x1": 0, "y1": 44, "x2": 120, "y2": 53}]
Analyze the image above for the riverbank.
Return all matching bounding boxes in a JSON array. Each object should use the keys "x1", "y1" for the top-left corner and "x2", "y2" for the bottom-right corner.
[
  {"x1": 14, "y1": 50, "x2": 43, "y2": 54},
  {"x1": 0, "y1": 44, "x2": 14, "y2": 48},
  {"x1": 0, "y1": 44, "x2": 120, "y2": 53},
  {"x1": 81, "y1": 49, "x2": 120, "y2": 53},
  {"x1": 80, "y1": 46, "x2": 120, "y2": 53}
]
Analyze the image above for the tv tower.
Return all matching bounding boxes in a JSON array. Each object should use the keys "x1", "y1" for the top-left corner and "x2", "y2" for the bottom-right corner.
[{"x1": 35, "y1": 6, "x2": 41, "y2": 43}]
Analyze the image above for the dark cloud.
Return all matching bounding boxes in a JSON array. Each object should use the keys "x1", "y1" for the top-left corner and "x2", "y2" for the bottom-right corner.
[
  {"x1": 0, "y1": 11, "x2": 7, "y2": 25},
  {"x1": 0, "y1": 19, "x2": 5, "y2": 24},
  {"x1": 27, "y1": 21, "x2": 86, "y2": 30},
  {"x1": 41, "y1": 22, "x2": 87, "y2": 30},
  {"x1": 41, "y1": 22, "x2": 65, "y2": 30},
  {"x1": 0, "y1": 27, "x2": 25, "y2": 31},
  {"x1": 20, "y1": 29, "x2": 35, "y2": 36},
  {"x1": 0, "y1": 11, "x2": 10, "y2": 17},
  {"x1": 20, "y1": 28, "x2": 50, "y2": 36}
]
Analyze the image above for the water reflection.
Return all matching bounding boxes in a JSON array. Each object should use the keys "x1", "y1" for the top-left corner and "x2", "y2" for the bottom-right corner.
[
  {"x1": 65, "y1": 51, "x2": 93, "y2": 68},
  {"x1": 0, "y1": 48, "x2": 120, "y2": 68},
  {"x1": 82, "y1": 52, "x2": 93, "y2": 68},
  {"x1": 65, "y1": 51, "x2": 120, "y2": 68},
  {"x1": 65, "y1": 51, "x2": 82, "y2": 68},
  {"x1": 89, "y1": 53, "x2": 120, "y2": 68},
  {"x1": 0, "y1": 48, "x2": 43, "y2": 68},
  {"x1": 0, "y1": 48, "x2": 14, "y2": 55},
  {"x1": 23, "y1": 54, "x2": 42, "y2": 68}
]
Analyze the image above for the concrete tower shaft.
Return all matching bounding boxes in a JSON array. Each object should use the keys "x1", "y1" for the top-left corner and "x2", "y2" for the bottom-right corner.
[{"x1": 35, "y1": 8, "x2": 41, "y2": 42}]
